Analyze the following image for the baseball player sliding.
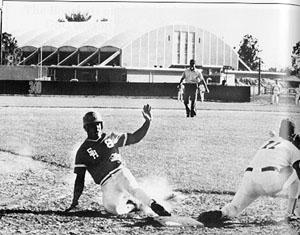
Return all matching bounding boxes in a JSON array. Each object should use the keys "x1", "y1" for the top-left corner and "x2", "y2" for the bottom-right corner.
[
  {"x1": 198, "y1": 119, "x2": 300, "y2": 223},
  {"x1": 65, "y1": 104, "x2": 171, "y2": 216}
]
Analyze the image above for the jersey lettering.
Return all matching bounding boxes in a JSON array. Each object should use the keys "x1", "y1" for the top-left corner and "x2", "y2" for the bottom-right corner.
[
  {"x1": 109, "y1": 153, "x2": 122, "y2": 162},
  {"x1": 262, "y1": 141, "x2": 281, "y2": 150},
  {"x1": 87, "y1": 147, "x2": 99, "y2": 159},
  {"x1": 104, "y1": 138, "x2": 114, "y2": 148}
]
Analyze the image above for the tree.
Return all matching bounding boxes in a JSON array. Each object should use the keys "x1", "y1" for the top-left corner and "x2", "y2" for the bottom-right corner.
[
  {"x1": 268, "y1": 67, "x2": 277, "y2": 72},
  {"x1": 237, "y1": 34, "x2": 262, "y2": 71},
  {"x1": 291, "y1": 41, "x2": 300, "y2": 76},
  {"x1": 58, "y1": 11, "x2": 92, "y2": 22},
  {"x1": 1, "y1": 32, "x2": 21, "y2": 65}
]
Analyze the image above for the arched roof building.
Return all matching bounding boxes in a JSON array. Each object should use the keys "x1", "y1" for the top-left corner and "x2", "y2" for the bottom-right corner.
[{"x1": 13, "y1": 22, "x2": 250, "y2": 71}]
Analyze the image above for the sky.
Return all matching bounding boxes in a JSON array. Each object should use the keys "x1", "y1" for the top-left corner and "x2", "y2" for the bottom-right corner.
[{"x1": 1, "y1": 0, "x2": 300, "y2": 69}]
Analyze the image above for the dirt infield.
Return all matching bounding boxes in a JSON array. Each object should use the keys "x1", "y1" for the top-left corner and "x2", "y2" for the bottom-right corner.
[
  {"x1": 0, "y1": 95, "x2": 299, "y2": 235},
  {"x1": 0, "y1": 150, "x2": 299, "y2": 235},
  {"x1": 0, "y1": 151, "x2": 299, "y2": 235}
]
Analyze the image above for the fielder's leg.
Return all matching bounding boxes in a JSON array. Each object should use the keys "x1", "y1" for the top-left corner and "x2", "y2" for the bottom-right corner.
[
  {"x1": 200, "y1": 92, "x2": 204, "y2": 103},
  {"x1": 228, "y1": 170, "x2": 288, "y2": 217},
  {"x1": 275, "y1": 94, "x2": 279, "y2": 104},
  {"x1": 199, "y1": 172, "x2": 259, "y2": 223},
  {"x1": 287, "y1": 180, "x2": 299, "y2": 215},
  {"x1": 221, "y1": 189, "x2": 258, "y2": 218},
  {"x1": 284, "y1": 171, "x2": 300, "y2": 217},
  {"x1": 271, "y1": 94, "x2": 275, "y2": 104},
  {"x1": 198, "y1": 191, "x2": 259, "y2": 223}
]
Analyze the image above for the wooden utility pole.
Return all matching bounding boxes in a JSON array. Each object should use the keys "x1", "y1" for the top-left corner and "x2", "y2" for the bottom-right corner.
[
  {"x1": 0, "y1": 1, "x2": 3, "y2": 66},
  {"x1": 258, "y1": 58, "x2": 261, "y2": 95}
]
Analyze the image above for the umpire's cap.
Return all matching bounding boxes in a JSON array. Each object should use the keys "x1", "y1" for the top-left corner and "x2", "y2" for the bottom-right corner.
[
  {"x1": 83, "y1": 111, "x2": 103, "y2": 128},
  {"x1": 279, "y1": 118, "x2": 295, "y2": 141}
]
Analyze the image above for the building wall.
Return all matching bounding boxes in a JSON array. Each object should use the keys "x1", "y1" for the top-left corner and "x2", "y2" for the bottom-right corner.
[
  {"x1": 126, "y1": 69, "x2": 182, "y2": 83},
  {"x1": 16, "y1": 24, "x2": 240, "y2": 71},
  {"x1": 0, "y1": 66, "x2": 46, "y2": 80},
  {"x1": 121, "y1": 25, "x2": 239, "y2": 70}
]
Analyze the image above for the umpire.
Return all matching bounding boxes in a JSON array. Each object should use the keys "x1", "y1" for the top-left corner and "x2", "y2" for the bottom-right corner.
[{"x1": 179, "y1": 59, "x2": 209, "y2": 117}]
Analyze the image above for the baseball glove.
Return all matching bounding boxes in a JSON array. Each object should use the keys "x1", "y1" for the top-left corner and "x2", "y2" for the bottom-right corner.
[{"x1": 198, "y1": 210, "x2": 223, "y2": 223}]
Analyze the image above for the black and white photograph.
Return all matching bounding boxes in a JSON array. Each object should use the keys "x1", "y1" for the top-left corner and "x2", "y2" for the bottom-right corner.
[{"x1": 0, "y1": 0, "x2": 300, "y2": 234}]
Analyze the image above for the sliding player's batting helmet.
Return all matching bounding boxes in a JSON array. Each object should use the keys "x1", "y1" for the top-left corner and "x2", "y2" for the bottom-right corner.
[{"x1": 83, "y1": 111, "x2": 103, "y2": 128}]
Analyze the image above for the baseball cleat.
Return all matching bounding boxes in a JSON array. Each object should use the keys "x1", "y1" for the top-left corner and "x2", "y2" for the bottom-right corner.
[
  {"x1": 285, "y1": 213, "x2": 300, "y2": 222},
  {"x1": 150, "y1": 201, "x2": 171, "y2": 216},
  {"x1": 126, "y1": 199, "x2": 142, "y2": 213}
]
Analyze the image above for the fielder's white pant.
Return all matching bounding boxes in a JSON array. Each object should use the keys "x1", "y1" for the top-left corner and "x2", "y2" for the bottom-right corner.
[
  {"x1": 271, "y1": 93, "x2": 280, "y2": 104},
  {"x1": 178, "y1": 91, "x2": 183, "y2": 101},
  {"x1": 199, "y1": 91, "x2": 205, "y2": 102},
  {"x1": 101, "y1": 167, "x2": 153, "y2": 215},
  {"x1": 222, "y1": 167, "x2": 300, "y2": 218}
]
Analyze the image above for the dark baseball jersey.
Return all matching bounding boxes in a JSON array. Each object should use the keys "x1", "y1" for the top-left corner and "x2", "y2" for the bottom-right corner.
[{"x1": 74, "y1": 132, "x2": 127, "y2": 185}]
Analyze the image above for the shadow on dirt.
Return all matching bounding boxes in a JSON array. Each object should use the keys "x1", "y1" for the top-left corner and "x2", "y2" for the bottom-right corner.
[
  {"x1": 0, "y1": 209, "x2": 109, "y2": 218},
  {"x1": 202, "y1": 219, "x2": 288, "y2": 229}
]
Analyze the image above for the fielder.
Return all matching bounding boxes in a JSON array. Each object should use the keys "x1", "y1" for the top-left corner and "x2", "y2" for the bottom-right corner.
[
  {"x1": 178, "y1": 59, "x2": 209, "y2": 117},
  {"x1": 65, "y1": 104, "x2": 171, "y2": 216},
  {"x1": 295, "y1": 84, "x2": 300, "y2": 106},
  {"x1": 198, "y1": 83, "x2": 206, "y2": 103},
  {"x1": 271, "y1": 81, "x2": 281, "y2": 105},
  {"x1": 198, "y1": 119, "x2": 300, "y2": 223},
  {"x1": 177, "y1": 83, "x2": 184, "y2": 102}
]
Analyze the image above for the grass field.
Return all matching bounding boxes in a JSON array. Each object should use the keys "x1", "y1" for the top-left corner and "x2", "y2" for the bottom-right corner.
[{"x1": 0, "y1": 95, "x2": 299, "y2": 235}]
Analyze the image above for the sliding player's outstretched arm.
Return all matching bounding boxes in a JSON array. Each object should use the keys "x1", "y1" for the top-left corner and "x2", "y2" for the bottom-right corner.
[
  {"x1": 65, "y1": 168, "x2": 86, "y2": 212},
  {"x1": 125, "y1": 104, "x2": 152, "y2": 145}
]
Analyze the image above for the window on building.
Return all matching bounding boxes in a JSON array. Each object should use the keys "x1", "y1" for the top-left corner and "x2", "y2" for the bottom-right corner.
[
  {"x1": 175, "y1": 31, "x2": 181, "y2": 64},
  {"x1": 47, "y1": 68, "x2": 55, "y2": 80},
  {"x1": 183, "y1": 32, "x2": 188, "y2": 64},
  {"x1": 174, "y1": 31, "x2": 195, "y2": 65},
  {"x1": 188, "y1": 32, "x2": 195, "y2": 61}
]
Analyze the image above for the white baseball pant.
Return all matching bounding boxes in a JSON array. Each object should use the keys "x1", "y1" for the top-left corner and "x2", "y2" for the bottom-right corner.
[
  {"x1": 222, "y1": 166, "x2": 300, "y2": 217},
  {"x1": 101, "y1": 167, "x2": 153, "y2": 215}
]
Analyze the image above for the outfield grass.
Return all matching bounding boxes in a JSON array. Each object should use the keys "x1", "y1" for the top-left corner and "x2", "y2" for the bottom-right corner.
[{"x1": 0, "y1": 95, "x2": 299, "y2": 195}]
